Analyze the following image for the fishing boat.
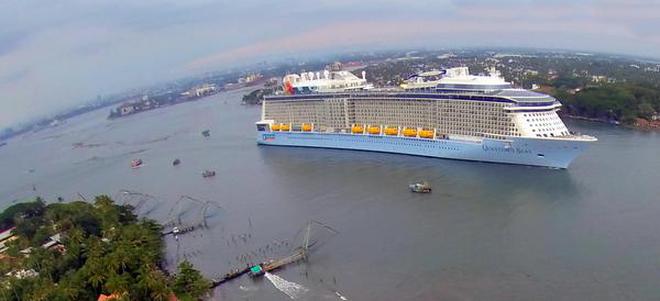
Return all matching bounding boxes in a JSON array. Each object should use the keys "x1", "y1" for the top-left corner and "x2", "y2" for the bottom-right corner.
[
  {"x1": 409, "y1": 181, "x2": 432, "y2": 193},
  {"x1": 130, "y1": 159, "x2": 143, "y2": 169},
  {"x1": 202, "y1": 129, "x2": 211, "y2": 137},
  {"x1": 202, "y1": 170, "x2": 216, "y2": 178},
  {"x1": 172, "y1": 158, "x2": 181, "y2": 166}
]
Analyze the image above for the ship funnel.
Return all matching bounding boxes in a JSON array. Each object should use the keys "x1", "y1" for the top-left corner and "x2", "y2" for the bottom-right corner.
[{"x1": 362, "y1": 71, "x2": 366, "y2": 80}]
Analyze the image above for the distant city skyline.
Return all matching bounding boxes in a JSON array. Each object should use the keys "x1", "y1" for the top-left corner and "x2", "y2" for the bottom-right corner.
[{"x1": 2, "y1": 0, "x2": 660, "y2": 128}]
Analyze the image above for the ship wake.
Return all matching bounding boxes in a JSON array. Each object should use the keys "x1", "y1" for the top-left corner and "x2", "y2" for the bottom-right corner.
[{"x1": 265, "y1": 272, "x2": 309, "y2": 300}]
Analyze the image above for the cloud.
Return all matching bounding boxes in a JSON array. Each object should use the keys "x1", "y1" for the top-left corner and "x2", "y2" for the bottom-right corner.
[
  {"x1": 1, "y1": 0, "x2": 660, "y2": 128},
  {"x1": 185, "y1": 8, "x2": 660, "y2": 72}
]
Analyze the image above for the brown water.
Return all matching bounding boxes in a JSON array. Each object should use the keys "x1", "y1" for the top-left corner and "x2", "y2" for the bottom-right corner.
[{"x1": 1, "y1": 90, "x2": 660, "y2": 300}]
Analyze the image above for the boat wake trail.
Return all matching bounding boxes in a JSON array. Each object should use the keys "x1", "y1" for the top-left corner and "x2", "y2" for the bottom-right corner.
[{"x1": 265, "y1": 272, "x2": 309, "y2": 300}]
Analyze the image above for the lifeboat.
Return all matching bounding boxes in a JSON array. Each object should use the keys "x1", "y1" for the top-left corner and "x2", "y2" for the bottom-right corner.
[
  {"x1": 280, "y1": 123, "x2": 290, "y2": 131},
  {"x1": 367, "y1": 126, "x2": 381, "y2": 135},
  {"x1": 402, "y1": 127, "x2": 418, "y2": 137},
  {"x1": 351, "y1": 124, "x2": 364, "y2": 134},
  {"x1": 384, "y1": 126, "x2": 399, "y2": 136},
  {"x1": 270, "y1": 124, "x2": 281, "y2": 131},
  {"x1": 419, "y1": 129, "x2": 434, "y2": 139},
  {"x1": 302, "y1": 123, "x2": 313, "y2": 132}
]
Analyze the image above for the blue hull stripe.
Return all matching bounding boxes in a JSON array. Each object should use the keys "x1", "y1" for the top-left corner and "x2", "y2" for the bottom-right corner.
[{"x1": 257, "y1": 132, "x2": 590, "y2": 169}]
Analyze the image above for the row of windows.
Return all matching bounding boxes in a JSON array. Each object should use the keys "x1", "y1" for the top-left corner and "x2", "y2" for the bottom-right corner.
[{"x1": 266, "y1": 98, "x2": 521, "y2": 138}]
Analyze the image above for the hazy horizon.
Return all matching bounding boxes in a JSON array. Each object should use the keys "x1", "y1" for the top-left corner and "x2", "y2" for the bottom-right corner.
[{"x1": 2, "y1": 0, "x2": 660, "y2": 129}]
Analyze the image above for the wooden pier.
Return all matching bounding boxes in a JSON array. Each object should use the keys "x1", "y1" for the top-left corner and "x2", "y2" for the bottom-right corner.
[{"x1": 211, "y1": 220, "x2": 336, "y2": 288}]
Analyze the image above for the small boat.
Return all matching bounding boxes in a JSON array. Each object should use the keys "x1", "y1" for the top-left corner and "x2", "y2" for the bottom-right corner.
[
  {"x1": 409, "y1": 181, "x2": 432, "y2": 193},
  {"x1": 172, "y1": 158, "x2": 181, "y2": 166},
  {"x1": 202, "y1": 129, "x2": 211, "y2": 137},
  {"x1": 248, "y1": 265, "x2": 265, "y2": 278},
  {"x1": 202, "y1": 170, "x2": 216, "y2": 178},
  {"x1": 130, "y1": 159, "x2": 143, "y2": 169}
]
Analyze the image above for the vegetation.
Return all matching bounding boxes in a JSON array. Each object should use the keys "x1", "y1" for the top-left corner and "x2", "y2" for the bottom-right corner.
[
  {"x1": 556, "y1": 83, "x2": 660, "y2": 123},
  {"x1": 0, "y1": 196, "x2": 211, "y2": 301}
]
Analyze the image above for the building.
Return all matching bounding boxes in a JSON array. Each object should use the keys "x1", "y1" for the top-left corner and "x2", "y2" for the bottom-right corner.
[
  {"x1": 5, "y1": 269, "x2": 38, "y2": 279},
  {"x1": 0, "y1": 227, "x2": 17, "y2": 254},
  {"x1": 591, "y1": 75, "x2": 608, "y2": 83},
  {"x1": 41, "y1": 233, "x2": 63, "y2": 251},
  {"x1": 184, "y1": 84, "x2": 217, "y2": 97},
  {"x1": 118, "y1": 103, "x2": 138, "y2": 116}
]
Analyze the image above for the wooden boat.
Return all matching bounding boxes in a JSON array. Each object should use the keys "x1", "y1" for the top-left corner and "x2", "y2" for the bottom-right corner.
[
  {"x1": 409, "y1": 181, "x2": 432, "y2": 193},
  {"x1": 130, "y1": 159, "x2": 143, "y2": 169}
]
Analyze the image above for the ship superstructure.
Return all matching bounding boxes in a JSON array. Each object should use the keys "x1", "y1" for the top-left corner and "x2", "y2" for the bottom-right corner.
[{"x1": 256, "y1": 67, "x2": 596, "y2": 168}]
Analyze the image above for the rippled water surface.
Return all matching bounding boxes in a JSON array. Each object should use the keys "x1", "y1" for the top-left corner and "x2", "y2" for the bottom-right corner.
[{"x1": 1, "y1": 90, "x2": 659, "y2": 300}]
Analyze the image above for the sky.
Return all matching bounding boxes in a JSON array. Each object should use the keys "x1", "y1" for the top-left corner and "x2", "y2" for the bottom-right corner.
[{"x1": 1, "y1": 0, "x2": 660, "y2": 128}]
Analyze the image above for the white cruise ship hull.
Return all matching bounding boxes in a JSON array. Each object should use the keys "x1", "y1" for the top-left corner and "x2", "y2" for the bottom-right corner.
[{"x1": 257, "y1": 132, "x2": 592, "y2": 169}]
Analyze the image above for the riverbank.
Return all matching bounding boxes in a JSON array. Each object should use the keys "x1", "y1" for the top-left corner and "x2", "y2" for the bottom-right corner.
[{"x1": 563, "y1": 114, "x2": 660, "y2": 132}]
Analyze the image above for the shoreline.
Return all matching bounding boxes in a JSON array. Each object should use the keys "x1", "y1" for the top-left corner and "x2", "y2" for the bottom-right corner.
[{"x1": 562, "y1": 114, "x2": 660, "y2": 132}]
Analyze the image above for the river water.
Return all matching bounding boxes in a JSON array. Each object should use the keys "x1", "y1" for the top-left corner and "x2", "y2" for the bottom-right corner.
[{"x1": 1, "y1": 90, "x2": 659, "y2": 300}]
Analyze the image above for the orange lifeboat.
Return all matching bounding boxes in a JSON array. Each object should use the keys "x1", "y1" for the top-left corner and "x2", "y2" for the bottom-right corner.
[
  {"x1": 302, "y1": 123, "x2": 313, "y2": 132},
  {"x1": 419, "y1": 129, "x2": 434, "y2": 139},
  {"x1": 402, "y1": 127, "x2": 418, "y2": 137},
  {"x1": 351, "y1": 124, "x2": 364, "y2": 134},
  {"x1": 270, "y1": 124, "x2": 281, "y2": 131},
  {"x1": 367, "y1": 126, "x2": 381, "y2": 135},
  {"x1": 280, "y1": 123, "x2": 290, "y2": 131},
  {"x1": 384, "y1": 126, "x2": 399, "y2": 136}
]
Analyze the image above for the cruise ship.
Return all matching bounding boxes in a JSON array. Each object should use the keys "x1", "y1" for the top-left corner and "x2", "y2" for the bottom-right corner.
[{"x1": 255, "y1": 66, "x2": 596, "y2": 168}]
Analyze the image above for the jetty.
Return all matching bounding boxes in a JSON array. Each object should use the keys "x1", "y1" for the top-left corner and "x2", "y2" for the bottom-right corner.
[{"x1": 211, "y1": 220, "x2": 337, "y2": 288}]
